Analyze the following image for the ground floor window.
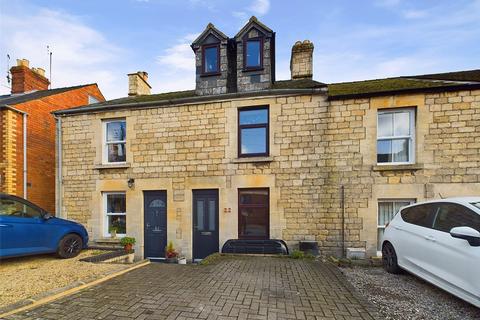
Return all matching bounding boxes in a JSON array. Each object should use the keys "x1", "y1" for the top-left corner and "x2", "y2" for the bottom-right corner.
[
  {"x1": 104, "y1": 192, "x2": 126, "y2": 237},
  {"x1": 238, "y1": 188, "x2": 269, "y2": 239},
  {"x1": 377, "y1": 199, "x2": 415, "y2": 252}
]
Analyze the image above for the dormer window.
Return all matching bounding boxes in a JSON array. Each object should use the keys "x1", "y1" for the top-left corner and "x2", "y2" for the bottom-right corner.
[
  {"x1": 245, "y1": 38, "x2": 263, "y2": 69},
  {"x1": 203, "y1": 44, "x2": 220, "y2": 75}
]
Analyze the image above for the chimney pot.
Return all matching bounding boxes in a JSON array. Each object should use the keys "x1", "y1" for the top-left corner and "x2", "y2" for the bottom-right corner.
[
  {"x1": 17, "y1": 58, "x2": 30, "y2": 68},
  {"x1": 128, "y1": 71, "x2": 151, "y2": 96},
  {"x1": 290, "y1": 40, "x2": 314, "y2": 80}
]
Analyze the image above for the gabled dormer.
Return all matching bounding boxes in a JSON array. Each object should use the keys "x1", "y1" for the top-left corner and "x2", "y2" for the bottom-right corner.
[
  {"x1": 191, "y1": 23, "x2": 232, "y2": 96},
  {"x1": 234, "y1": 16, "x2": 275, "y2": 92}
]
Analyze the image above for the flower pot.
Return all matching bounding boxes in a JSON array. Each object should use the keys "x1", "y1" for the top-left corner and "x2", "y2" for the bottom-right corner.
[
  {"x1": 126, "y1": 253, "x2": 134, "y2": 264},
  {"x1": 110, "y1": 230, "x2": 117, "y2": 239},
  {"x1": 165, "y1": 257, "x2": 178, "y2": 264},
  {"x1": 124, "y1": 243, "x2": 133, "y2": 252},
  {"x1": 178, "y1": 257, "x2": 187, "y2": 265}
]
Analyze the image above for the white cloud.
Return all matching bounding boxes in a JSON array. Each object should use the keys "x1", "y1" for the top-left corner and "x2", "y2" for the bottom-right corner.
[
  {"x1": 153, "y1": 33, "x2": 198, "y2": 92},
  {"x1": 403, "y1": 9, "x2": 428, "y2": 19},
  {"x1": 232, "y1": 0, "x2": 270, "y2": 21},
  {"x1": 0, "y1": 7, "x2": 127, "y2": 99},
  {"x1": 249, "y1": 0, "x2": 270, "y2": 16}
]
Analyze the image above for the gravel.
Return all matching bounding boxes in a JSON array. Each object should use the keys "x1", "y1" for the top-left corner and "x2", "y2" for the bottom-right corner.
[
  {"x1": 0, "y1": 250, "x2": 129, "y2": 308},
  {"x1": 341, "y1": 266, "x2": 479, "y2": 320}
]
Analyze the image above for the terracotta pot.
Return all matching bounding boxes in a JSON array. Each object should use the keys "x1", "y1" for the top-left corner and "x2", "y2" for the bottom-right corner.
[{"x1": 124, "y1": 243, "x2": 133, "y2": 252}]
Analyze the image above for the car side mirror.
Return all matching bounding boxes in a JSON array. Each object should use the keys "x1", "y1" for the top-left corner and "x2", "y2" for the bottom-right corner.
[
  {"x1": 450, "y1": 226, "x2": 480, "y2": 247},
  {"x1": 43, "y1": 212, "x2": 53, "y2": 220}
]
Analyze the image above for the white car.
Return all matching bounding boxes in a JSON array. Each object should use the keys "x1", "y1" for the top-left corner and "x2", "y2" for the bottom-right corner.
[{"x1": 382, "y1": 197, "x2": 480, "y2": 308}]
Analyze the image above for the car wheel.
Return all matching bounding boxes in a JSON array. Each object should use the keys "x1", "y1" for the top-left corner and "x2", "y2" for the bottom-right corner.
[
  {"x1": 57, "y1": 234, "x2": 83, "y2": 259},
  {"x1": 382, "y1": 242, "x2": 402, "y2": 274}
]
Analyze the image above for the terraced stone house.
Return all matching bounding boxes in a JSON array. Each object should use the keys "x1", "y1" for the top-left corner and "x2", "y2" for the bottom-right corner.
[{"x1": 53, "y1": 17, "x2": 480, "y2": 260}]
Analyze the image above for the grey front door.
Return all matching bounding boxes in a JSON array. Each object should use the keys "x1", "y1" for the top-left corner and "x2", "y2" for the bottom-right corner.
[
  {"x1": 144, "y1": 191, "x2": 167, "y2": 258},
  {"x1": 193, "y1": 189, "x2": 219, "y2": 260}
]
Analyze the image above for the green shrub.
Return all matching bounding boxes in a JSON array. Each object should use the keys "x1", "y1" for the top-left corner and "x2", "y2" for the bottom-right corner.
[
  {"x1": 120, "y1": 237, "x2": 136, "y2": 246},
  {"x1": 290, "y1": 250, "x2": 305, "y2": 259}
]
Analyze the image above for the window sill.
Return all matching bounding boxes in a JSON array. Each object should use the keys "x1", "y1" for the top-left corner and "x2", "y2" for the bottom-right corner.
[
  {"x1": 372, "y1": 163, "x2": 424, "y2": 171},
  {"x1": 94, "y1": 163, "x2": 131, "y2": 170},
  {"x1": 231, "y1": 156, "x2": 273, "y2": 163},
  {"x1": 200, "y1": 72, "x2": 221, "y2": 77},
  {"x1": 242, "y1": 67, "x2": 264, "y2": 73}
]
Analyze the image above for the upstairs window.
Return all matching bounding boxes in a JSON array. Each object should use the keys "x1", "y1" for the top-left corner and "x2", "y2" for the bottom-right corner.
[
  {"x1": 104, "y1": 120, "x2": 126, "y2": 163},
  {"x1": 203, "y1": 44, "x2": 219, "y2": 74},
  {"x1": 377, "y1": 109, "x2": 415, "y2": 164},
  {"x1": 245, "y1": 39, "x2": 262, "y2": 69},
  {"x1": 238, "y1": 106, "x2": 269, "y2": 157},
  {"x1": 88, "y1": 95, "x2": 99, "y2": 104}
]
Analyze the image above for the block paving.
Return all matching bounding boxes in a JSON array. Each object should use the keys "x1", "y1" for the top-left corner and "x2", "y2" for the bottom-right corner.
[{"x1": 7, "y1": 256, "x2": 379, "y2": 320}]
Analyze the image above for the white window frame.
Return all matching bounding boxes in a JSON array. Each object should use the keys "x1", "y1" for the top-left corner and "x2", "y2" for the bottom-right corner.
[
  {"x1": 88, "y1": 95, "x2": 99, "y2": 104},
  {"x1": 377, "y1": 108, "x2": 415, "y2": 165},
  {"x1": 103, "y1": 192, "x2": 126, "y2": 238},
  {"x1": 103, "y1": 119, "x2": 126, "y2": 164},
  {"x1": 377, "y1": 199, "x2": 415, "y2": 256}
]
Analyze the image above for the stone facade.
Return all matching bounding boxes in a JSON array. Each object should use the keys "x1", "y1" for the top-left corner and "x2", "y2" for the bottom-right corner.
[
  {"x1": 128, "y1": 72, "x2": 151, "y2": 96},
  {"x1": 57, "y1": 87, "x2": 480, "y2": 259},
  {"x1": 192, "y1": 24, "x2": 230, "y2": 96},
  {"x1": 290, "y1": 40, "x2": 314, "y2": 80},
  {"x1": 235, "y1": 18, "x2": 275, "y2": 92}
]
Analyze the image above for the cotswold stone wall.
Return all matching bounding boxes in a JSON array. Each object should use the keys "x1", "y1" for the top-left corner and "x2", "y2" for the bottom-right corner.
[{"x1": 59, "y1": 89, "x2": 480, "y2": 258}]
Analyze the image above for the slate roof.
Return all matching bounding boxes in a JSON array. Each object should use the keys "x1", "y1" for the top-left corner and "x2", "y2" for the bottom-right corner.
[
  {"x1": 328, "y1": 69, "x2": 480, "y2": 99},
  {"x1": 0, "y1": 84, "x2": 96, "y2": 106},
  {"x1": 53, "y1": 69, "x2": 480, "y2": 115}
]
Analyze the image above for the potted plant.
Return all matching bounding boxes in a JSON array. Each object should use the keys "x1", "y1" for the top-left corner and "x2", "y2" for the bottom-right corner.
[
  {"x1": 109, "y1": 227, "x2": 117, "y2": 239},
  {"x1": 165, "y1": 241, "x2": 178, "y2": 263},
  {"x1": 120, "y1": 237, "x2": 136, "y2": 253}
]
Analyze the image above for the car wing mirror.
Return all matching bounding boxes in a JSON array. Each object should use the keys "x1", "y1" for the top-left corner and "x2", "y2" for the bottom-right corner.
[
  {"x1": 43, "y1": 212, "x2": 53, "y2": 220},
  {"x1": 450, "y1": 226, "x2": 480, "y2": 247}
]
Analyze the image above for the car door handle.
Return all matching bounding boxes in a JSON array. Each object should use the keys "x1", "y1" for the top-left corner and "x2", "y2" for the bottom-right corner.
[
  {"x1": 424, "y1": 235, "x2": 436, "y2": 242},
  {"x1": 394, "y1": 226, "x2": 403, "y2": 231}
]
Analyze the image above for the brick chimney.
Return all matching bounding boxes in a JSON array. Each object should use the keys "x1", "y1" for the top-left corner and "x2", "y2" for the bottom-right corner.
[
  {"x1": 128, "y1": 71, "x2": 151, "y2": 96},
  {"x1": 290, "y1": 40, "x2": 314, "y2": 80},
  {"x1": 10, "y1": 59, "x2": 50, "y2": 94}
]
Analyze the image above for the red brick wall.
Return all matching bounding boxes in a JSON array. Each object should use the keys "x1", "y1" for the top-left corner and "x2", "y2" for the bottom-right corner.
[
  {"x1": 13, "y1": 85, "x2": 104, "y2": 213},
  {"x1": 10, "y1": 66, "x2": 50, "y2": 94}
]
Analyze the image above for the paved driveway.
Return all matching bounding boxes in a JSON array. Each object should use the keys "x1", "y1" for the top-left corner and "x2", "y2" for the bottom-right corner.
[{"x1": 7, "y1": 256, "x2": 379, "y2": 320}]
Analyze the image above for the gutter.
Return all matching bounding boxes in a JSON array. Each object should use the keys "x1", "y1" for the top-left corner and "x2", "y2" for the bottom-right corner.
[
  {"x1": 1, "y1": 105, "x2": 28, "y2": 199},
  {"x1": 54, "y1": 115, "x2": 63, "y2": 217},
  {"x1": 52, "y1": 87, "x2": 327, "y2": 116}
]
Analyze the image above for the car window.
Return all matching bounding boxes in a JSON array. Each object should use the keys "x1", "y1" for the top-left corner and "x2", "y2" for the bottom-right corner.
[
  {"x1": 0, "y1": 197, "x2": 43, "y2": 218},
  {"x1": 401, "y1": 204, "x2": 436, "y2": 228},
  {"x1": 433, "y1": 203, "x2": 480, "y2": 233}
]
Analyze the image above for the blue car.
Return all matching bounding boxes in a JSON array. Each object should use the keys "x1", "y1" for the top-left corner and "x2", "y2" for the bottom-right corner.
[{"x1": 0, "y1": 193, "x2": 88, "y2": 259}]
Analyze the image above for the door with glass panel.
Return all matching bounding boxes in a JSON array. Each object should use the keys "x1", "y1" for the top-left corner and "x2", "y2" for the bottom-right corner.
[
  {"x1": 144, "y1": 191, "x2": 167, "y2": 258},
  {"x1": 193, "y1": 190, "x2": 219, "y2": 260}
]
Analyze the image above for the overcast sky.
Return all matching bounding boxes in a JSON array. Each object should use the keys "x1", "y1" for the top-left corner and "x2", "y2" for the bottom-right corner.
[{"x1": 1, "y1": 0, "x2": 479, "y2": 99}]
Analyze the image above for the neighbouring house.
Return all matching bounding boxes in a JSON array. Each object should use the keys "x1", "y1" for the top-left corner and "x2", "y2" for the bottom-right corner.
[
  {"x1": 53, "y1": 17, "x2": 480, "y2": 260},
  {"x1": 0, "y1": 58, "x2": 105, "y2": 213}
]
